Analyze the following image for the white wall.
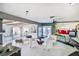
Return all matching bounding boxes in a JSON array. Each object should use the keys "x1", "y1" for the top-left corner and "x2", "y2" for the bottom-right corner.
[{"x1": 56, "y1": 22, "x2": 79, "y2": 30}]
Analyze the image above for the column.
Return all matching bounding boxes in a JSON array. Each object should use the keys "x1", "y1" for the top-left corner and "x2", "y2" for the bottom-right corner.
[
  {"x1": 0, "y1": 18, "x2": 3, "y2": 45},
  {"x1": 20, "y1": 26, "x2": 23, "y2": 39},
  {"x1": 52, "y1": 21, "x2": 56, "y2": 34},
  {"x1": 11, "y1": 27, "x2": 14, "y2": 40}
]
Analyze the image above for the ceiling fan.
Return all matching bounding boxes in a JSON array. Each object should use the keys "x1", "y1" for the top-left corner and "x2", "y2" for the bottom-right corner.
[{"x1": 50, "y1": 16, "x2": 66, "y2": 22}]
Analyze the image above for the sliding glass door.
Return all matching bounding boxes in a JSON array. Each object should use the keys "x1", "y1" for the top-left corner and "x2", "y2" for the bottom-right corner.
[
  {"x1": 43, "y1": 26, "x2": 52, "y2": 37},
  {"x1": 38, "y1": 25, "x2": 52, "y2": 38}
]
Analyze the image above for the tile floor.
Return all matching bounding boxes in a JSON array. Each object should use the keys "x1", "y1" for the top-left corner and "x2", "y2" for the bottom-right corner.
[{"x1": 12, "y1": 40, "x2": 78, "y2": 56}]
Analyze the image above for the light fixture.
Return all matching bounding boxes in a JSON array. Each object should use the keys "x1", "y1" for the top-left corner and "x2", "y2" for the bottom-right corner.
[
  {"x1": 50, "y1": 16, "x2": 56, "y2": 23},
  {"x1": 64, "y1": 3, "x2": 75, "y2": 6},
  {"x1": 50, "y1": 16, "x2": 55, "y2": 18},
  {"x1": 26, "y1": 11, "x2": 29, "y2": 15}
]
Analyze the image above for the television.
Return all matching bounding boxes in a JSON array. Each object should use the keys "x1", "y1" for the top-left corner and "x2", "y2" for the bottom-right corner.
[{"x1": 69, "y1": 31, "x2": 77, "y2": 37}]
